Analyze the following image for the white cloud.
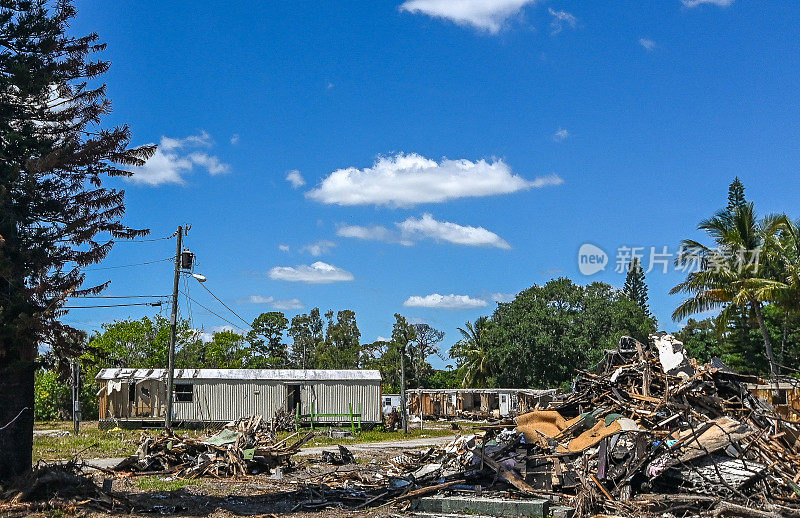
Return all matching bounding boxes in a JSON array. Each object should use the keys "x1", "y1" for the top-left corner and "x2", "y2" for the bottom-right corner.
[
  {"x1": 230, "y1": 134, "x2": 240, "y2": 144},
  {"x1": 399, "y1": 0, "x2": 537, "y2": 33},
  {"x1": 554, "y1": 128, "x2": 569, "y2": 142},
  {"x1": 638, "y1": 38, "x2": 656, "y2": 51},
  {"x1": 188, "y1": 153, "x2": 230, "y2": 175},
  {"x1": 268, "y1": 261, "x2": 354, "y2": 284},
  {"x1": 272, "y1": 298, "x2": 304, "y2": 310},
  {"x1": 681, "y1": 0, "x2": 734, "y2": 7},
  {"x1": 127, "y1": 146, "x2": 192, "y2": 186},
  {"x1": 240, "y1": 295, "x2": 305, "y2": 310},
  {"x1": 398, "y1": 213, "x2": 510, "y2": 249},
  {"x1": 301, "y1": 240, "x2": 336, "y2": 257},
  {"x1": 128, "y1": 131, "x2": 230, "y2": 186},
  {"x1": 403, "y1": 293, "x2": 488, "y2": 309},
  {"x1": 160, "y1": 130, "x2": 211, "y2": 151},
  {"x1": 337, "y1": 224, "x2": 397, "y2": 243},
  {"x1": 278, "y1": 244, "x2": 290, "y2": 252},
  {"x1": 338, "y1": 214, "x2": 509, "y2": 249},
  {"x1": 548, "y1": 8, "x2": 576, "y2": 35},
  {"x1": 491, "y1": 292, "x2": 517, "y2": 303},
  {"x1": 286, "y1": 169, "x2": 306, "y2": 189},
  {"x1": 307, "y1": 152, "x2": 562, "y2": 207}
]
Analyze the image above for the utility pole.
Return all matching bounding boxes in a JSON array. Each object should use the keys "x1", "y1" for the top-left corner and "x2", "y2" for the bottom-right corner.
[
  {"x1": 165, "y1": 225, "x2": 182, "y2": 431},
  {"x1": 71, "y1": 359, "x2": 81, "y2": 435},
  {"x1": 400, "y1": 343, "x2": 407, "y2": 434}
]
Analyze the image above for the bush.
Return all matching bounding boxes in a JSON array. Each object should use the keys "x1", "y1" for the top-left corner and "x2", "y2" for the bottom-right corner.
[{"x1": 34, "y1": 370, "x2": 71, "y2": 421}]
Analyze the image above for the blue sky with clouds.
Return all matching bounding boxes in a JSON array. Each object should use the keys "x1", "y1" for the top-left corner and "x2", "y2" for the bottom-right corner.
[{"x1": 65, "y1": 0, "x2": 800, "y2": 366}]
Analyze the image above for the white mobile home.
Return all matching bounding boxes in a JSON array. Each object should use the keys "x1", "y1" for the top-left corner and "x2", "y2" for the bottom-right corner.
[{"x1": 96, "y1": 368, "x2": 382, "y2": 427}]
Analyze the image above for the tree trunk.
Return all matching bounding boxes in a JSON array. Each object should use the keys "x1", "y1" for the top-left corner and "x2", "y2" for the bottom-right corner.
[
  {"x1": 752, "y1": 302, "x2": 778, "y2": 380},
  {"x1": 0, "y1": 360, "x2": 35, "y2": 482}
]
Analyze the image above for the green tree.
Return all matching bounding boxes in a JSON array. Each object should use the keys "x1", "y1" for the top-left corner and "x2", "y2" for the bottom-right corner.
[
  {"x1": 409, "y1": 323, "x2": 444, "y2": 388},
  {"x1": 247, "y1": 312, "x2": 289, "y2": 367},
  {"x1": 450, "y1": 316, "x2": 492, "y2": 388},
  {"x1": 361, "y1": 339, "x2": 400, "y2": 392},
  {"x1": 288, "y1": 308, "x2": 324, "y2": 368},
  {"x1": 726, "y1": 177, "x2": 747, "y2": 212},
  {"x1": 89, "y1": 316, "x2": 182, "y2": 369},
  {"x1": 673, "y1": 318, "x2": 720, "y2": 364},
  {"x1": 671, "y1": 203, "x2": 784, "y2": 378},
  {"x1": 317, "y1": 310, "x2": 361, "y2": 369},
  {"x1": 623, "y1": 258, "x2": 652, "y2": 319},
  {"x1": 479, "y1": 278, "x2": 655, "y2": 389},
  {"x1": 0, "y1": 1, "x2": 154, "y2": 478},
  {"x1": 391, "y1": 314, "x2": 417, "y2": 413},
  {"x1": 180, "y1": 330, "x2": 250, "y2": 368}
]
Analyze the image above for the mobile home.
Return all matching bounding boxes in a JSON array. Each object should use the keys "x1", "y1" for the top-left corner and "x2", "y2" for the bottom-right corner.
[
  {"x1": 406, "y1": 388, "x2": 558, "y2": 419},
  {"x1": 96, "y1": 368, "x2": 382, "y2": 427}
]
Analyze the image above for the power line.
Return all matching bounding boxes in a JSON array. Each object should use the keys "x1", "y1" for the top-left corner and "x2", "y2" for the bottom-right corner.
[
  {"x1": 68, "y1": 295, "x2": 170, "y2": 299},
  {"x1": 179, "y1": 289, "x2": 246, "y2": 331},
  {"x1": 83, "y1": 257, "x2": 173, "y2": 271},
  {"x1": 113, "y1": 232, "x2": 177, "y2": 243},
  {"x1": 63, "y1": 301, "x2": 164, "y2": 308},
  {"x1": 195, "y1": 281, "x2": 252, "y2": 328}
]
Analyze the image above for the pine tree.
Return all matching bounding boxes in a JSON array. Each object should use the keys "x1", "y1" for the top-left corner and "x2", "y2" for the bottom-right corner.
[
  {"x1": 727, "y1": 177, "x2": 747, "y2": 212},
  {"x1": 623, "y1": 258, "x2": 652, "y2": 318},
  {"x1": 0, "y1": 1, "x2": 154, "y2": 480}
]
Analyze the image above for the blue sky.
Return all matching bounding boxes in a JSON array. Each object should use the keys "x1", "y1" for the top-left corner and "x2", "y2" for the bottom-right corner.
[{"x1": 65, "y1": 0, "x2": 800, "y2": 367}]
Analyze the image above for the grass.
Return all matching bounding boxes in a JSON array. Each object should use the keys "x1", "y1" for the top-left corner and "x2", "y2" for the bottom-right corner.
[
  {"x1": 33, "y1": 420, "x2": 468, "y2": 462},
  {"x1": 135, "y1": 476, "x2": 204, "y2": 492},
  {"x1": 33, "y1": 421, "x2": 203, "y2": 463}
]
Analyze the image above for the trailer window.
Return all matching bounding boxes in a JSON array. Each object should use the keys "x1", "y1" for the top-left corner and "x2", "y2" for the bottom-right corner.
[{"x1": 175, "y1": 384, "x2": 193, "y2": 402}]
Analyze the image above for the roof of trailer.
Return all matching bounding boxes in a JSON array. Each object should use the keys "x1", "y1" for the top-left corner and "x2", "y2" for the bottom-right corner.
[{"x1": 96, "y1": 368, "x2": 382, "y2": 382}]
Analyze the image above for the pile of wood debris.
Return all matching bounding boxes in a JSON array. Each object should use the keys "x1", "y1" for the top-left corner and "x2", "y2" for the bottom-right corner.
[
  {"x1": 289, "y1": 333, "x2": 800, "y2": 517},
  {"x1": 113, "y1": 414, "x2": 313, "y2": 478},
  {"x1": 0, "y1": 459, "x2": 128, "y2": 515}
]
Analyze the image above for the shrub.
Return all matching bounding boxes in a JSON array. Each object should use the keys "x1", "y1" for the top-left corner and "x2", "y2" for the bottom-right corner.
[{"x1": 34, "y1": 370, "x2": 71, "y2": 421}]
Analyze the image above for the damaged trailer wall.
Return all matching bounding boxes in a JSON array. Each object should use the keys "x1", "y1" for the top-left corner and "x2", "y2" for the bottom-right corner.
[{"x1": 406, "y1": 389, "x2": 557, "y2": 419}]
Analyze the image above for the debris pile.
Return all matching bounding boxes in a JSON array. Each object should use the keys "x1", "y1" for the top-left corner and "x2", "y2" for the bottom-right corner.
[
  {"x1": 272, "y1": 408, "x2": 296, "y2": 432},
  {"x1": 113, "y1": 414, "x2": 313, "y2": 478},
  {"x1": 286, "y1": 333, "x2": 800, "y2": 517},
  {"x1": 0, "y1": 460, "x2": 128, "y2": 515}
]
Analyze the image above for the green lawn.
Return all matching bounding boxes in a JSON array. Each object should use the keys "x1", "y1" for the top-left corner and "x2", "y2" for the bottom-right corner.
[
  {"x1": 33, "y1": 421, "x2": 203, "y2": 463},
  {"x1": 33, "y1": 421, "x2": 463, "y2": 462}
]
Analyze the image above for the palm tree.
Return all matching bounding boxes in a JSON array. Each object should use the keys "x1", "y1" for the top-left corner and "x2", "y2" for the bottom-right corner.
[
  {"x1": 771, "y1": 216, "x2": 800, "y2": 359},
  {"x1": 671, "y1": 203, "x2": 785, "y2": 379},
  {"x1": 453, "y1": 316, "x2": 492, "y2": 388}
]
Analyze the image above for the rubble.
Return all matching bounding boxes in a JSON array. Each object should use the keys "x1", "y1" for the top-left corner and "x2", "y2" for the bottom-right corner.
[
  {"x1": 272, "y1": 408, "x2": 296, "y2": 432},
  {"x1": 0, "y1": 459, "x2": 129, "y2": 515},
  {"x1": 280, "y1": 333, "x2": 800, "y2": 517},
  {"x1": 113, "y1": 414, "x2": 313, "y2": 478}
]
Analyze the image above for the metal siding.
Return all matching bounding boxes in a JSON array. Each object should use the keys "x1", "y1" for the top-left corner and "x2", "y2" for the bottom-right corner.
[
  {"x1": 304, "y1": 380, "x2": 381, "y2": 423},
  {"x1": 173, "y1": 380, "x2": 285, "y2": 422}
]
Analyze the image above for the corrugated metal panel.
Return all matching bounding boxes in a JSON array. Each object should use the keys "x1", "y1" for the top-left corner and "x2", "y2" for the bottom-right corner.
[
  {"x1": 302, "y1": 380, "x2": 381, "y2": 423},
  {"x1": 173, "y1": 380, "x2": 286, "y2": 422}
]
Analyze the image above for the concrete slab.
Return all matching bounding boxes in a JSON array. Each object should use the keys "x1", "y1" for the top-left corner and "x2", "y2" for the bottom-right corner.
[{"x1": 414, "y1": 494, "x2": 550, "y2": 517}]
